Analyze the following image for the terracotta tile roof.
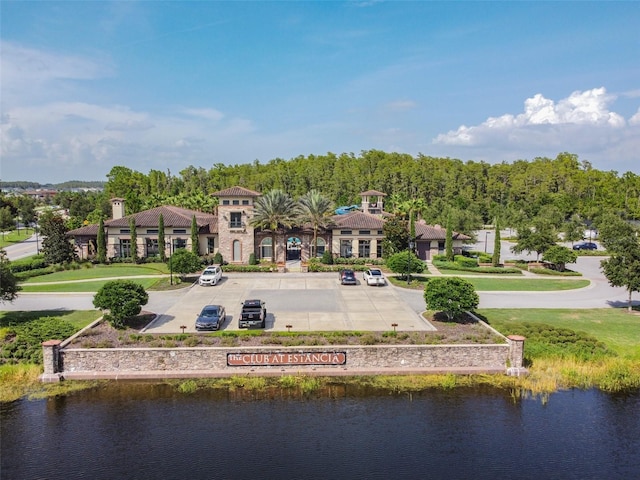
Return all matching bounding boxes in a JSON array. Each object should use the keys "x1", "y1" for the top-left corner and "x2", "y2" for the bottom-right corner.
[
  {"x1": 415, "y1": 223, "x2": 470, "y2": 241},
  {"x1": 360, "y1": 190, "x2": 387, "y2": 197},
  {"x1": 331, "y1": 212, "x2": 385, "y2": 230},
  {"x1": 67, "y1": 206, "x2": 218, "y2": 236},
  {"x1": 211, "y1": 186, "x2": 261, "y2": 197},
  {"x1": 67, "y1": 224, "x2": 99, "y2": 236}
]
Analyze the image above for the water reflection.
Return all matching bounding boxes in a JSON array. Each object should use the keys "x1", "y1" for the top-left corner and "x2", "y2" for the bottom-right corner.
[{"x1": 2, "y1": 385, "x2": 639, "y2": 480}]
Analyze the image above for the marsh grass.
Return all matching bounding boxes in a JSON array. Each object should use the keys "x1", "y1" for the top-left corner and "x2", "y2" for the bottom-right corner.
[{"x1": 0, "y1": 363, "x2": 103, "y2": 403}]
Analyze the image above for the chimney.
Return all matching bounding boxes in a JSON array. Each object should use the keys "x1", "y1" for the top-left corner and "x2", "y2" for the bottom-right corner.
[{"x1": 111, "y1": 198, "x2": 125, "y2": 220}]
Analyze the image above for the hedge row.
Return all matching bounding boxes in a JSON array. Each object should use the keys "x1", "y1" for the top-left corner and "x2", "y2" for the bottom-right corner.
[{"x1": 433, "y1": 259, "x2": 522, "y2": 274}]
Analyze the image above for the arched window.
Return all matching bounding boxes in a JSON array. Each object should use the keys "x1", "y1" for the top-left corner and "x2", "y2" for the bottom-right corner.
[
  {"x1": 311, "y1": 238, "x2": 326, "y2": 257},
  {"x1": 233, "y1": 240, "x2": 241, "y2": 262},
  {"x1": 259, "y1": 237, "x2": 273, "y2": 260}
]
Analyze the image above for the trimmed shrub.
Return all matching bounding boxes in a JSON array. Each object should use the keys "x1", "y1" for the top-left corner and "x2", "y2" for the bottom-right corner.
[
  {"x1": 321, "y1": 250, "x2": 333, "y2": 264},
  {"x1": 454, "y1": 255, "x2": 478, "y2": 268}
]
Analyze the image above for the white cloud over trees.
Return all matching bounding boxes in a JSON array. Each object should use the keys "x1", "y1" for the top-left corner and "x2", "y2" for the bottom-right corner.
[{"x1": 433, "y1": 87, "x2": 632, "y2": 146}]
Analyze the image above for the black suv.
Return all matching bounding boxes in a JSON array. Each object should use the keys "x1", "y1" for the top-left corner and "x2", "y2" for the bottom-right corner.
[
  {"x1": 339, "y1": 269, "x2": 357, "y2": 285},
  {"x1": 573, "y1": 242, "x2": 597, "y2": 251},
  {"x1": 239, "y1": 299, "x2": 267, "y2": 328}
]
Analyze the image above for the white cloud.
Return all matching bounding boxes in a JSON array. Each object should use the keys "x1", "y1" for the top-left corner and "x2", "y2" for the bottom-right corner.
[
  {"x1": 430, "y1": 88, "x2": 640, "y2": 172},
  {"x1": 434, "y1": 87, "x2": 627, "y2": 148},
  {"x1": 0, "y1": 41, "x2": 113, "y2": 107}
]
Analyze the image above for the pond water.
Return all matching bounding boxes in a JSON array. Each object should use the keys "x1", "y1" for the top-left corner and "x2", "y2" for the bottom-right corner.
[{"x1": 2, "y1": 384, "x2": 639, "y2": 480}]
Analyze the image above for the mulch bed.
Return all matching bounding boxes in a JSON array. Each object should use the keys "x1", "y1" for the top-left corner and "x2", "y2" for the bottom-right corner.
[{"x1": 69, "y1": 311, "x2": 506, "y2": 349}]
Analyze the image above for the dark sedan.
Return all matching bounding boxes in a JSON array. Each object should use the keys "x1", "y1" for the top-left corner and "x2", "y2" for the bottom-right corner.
[
  {"x1": 339, "y1": 269, "x2": 357, "y2": 285},
  {"x1": 573, "y1": 242, "x2": 598, "y2": 251},
  {"x1": 195, "y1": 305, "x2": 226, "y2": 331}
]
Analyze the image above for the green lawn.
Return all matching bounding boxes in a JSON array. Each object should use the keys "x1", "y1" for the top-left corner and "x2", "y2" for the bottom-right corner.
[
  {"x1": 20, "y1": 278, "x2": 165, "y2": 293},
  {"x1": 479, "y1": 308, "x2": 640, "y2": 359},
  {"x1": 436, "y1": 268, "x2": 522, "y2": 276},
  {"x1": 390, "y1": 275, "x2": 590, "y2": 291},
  {"x1": 0, "y1": 228, "x2": 35, "y2": 248},
  {"x1": 21, "y1": 264, "x2": 170, "y2": 284},
  {"x1": 0, "y1": 310, "x2": 101, "y2": 331},
  {"x1": 467, "y1": 278, "x2": 590, "y2": 291}
]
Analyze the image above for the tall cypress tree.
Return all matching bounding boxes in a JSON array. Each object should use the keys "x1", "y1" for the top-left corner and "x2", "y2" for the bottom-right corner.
[
  {"x1": 129, "y1": 216, "x2": 138, "y2": 262},
  {"x1": 492, "y1": 221, "x2": 501, "y2": 267},
  {"x1": 158, "y1": 214, "x2": 166, "y2": 262},
  {"x1": 191, "y1": 215, "x2": 200, "y2": 255},
  {"x1": 97, "y1": 217, "x2": 106, "y2": 263},
  {"x1": 445, "y1": 213, "x2": 454, "y2": 261}
]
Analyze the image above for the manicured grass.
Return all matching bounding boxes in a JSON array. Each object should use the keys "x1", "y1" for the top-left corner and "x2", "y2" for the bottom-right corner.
[
  {"x1": 0, "y1": 228, "x2": 34, "y2": 248},
  {"x1": 467, "y1": 278, "x2": 590, "y2": 291},
  {"x1": 479, "y1": 308, "x2": 640, "y2": 359},
  {"x1": 0, "y1": 309, "x2": 101, "y2": 331},
  {"x1": 437, "y1": 268, "x2": 522, "y2": 276},
  {"x1": 20, "y1": 278, "x2": 165, "y2": 293},
  {"x1": 391, "y1": 275, "x2": 590, "y2": 291},
  {"x1": 21, "y1": 263, "x2": 170, "y2": 284}
]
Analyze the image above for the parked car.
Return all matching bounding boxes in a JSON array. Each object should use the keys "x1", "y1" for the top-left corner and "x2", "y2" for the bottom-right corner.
[
  {"x1": 198, "y1": 265, "x2": 222, "y2": 286},
  {"x1": 338, "y1": 269, "x2": 357, "y2": 285},
  {"x1": 363, "y1": 268, "x2": 386, "y2": 286},
  {"x1": 573, "y1": 242, "x2": 598, "y2": 251},
  {"x1": 239, "y1": 299, "x2": 267, "y2": 328},
  {"x1": 195, "y1": 304, "x2": 226, "y2": 331}
]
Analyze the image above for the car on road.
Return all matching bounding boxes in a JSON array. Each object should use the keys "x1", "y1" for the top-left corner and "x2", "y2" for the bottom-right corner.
[
  {"x1": 239, "y1": 299, "x2": 267, "y2": 328},
  {"x1": 338, "y1": 269, "x2": 357, "y2": 285},
  {"x1": 363, "y1": 268, "x2": 386, "y2": 286},
  {"x1": 573, "y1": 242, "x2": 598, "y2": 251},
  {"x1": 195, "y1": 304, "x2": 226, "y2": 331},
  {"x1": 198, "y1": 265, "x2": 222, "y2": 286}
]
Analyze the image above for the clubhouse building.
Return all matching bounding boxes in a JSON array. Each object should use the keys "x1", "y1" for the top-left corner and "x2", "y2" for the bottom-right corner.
[{"x1": 68, "y1": 187, "x2": 468, "y2": 264}]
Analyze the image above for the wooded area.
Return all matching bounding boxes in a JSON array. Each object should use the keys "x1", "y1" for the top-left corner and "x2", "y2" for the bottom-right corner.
[{"x1": 4, "y1": 150, "x2": 640, "y2": 236}]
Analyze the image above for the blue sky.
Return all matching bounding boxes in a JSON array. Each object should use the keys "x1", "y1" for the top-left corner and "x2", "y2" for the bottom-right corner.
[{"x1": 1, "y1": 1, "x2": 639, "y2": 184}]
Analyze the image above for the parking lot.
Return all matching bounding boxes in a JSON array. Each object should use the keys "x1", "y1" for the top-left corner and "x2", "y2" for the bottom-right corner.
[{"x1": 143, "y1": 272, "x2": 435, "y2": 333}]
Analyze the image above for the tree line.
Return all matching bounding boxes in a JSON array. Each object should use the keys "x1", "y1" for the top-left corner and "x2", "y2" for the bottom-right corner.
[{"x1": 2, "y1": 150, "x2": 640, "y2": 237}]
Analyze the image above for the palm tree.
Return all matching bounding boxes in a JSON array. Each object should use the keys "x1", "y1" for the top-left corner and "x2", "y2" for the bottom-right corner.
[
  {"x1": 249, "y1": 189, "x2": 299, "y2": 263},
  {"x1": 298, "y1": 190, "x2": 334, "y2": 259},
  {"x1": 397, "y1": 198, "x2": 426, "y2": 237}
]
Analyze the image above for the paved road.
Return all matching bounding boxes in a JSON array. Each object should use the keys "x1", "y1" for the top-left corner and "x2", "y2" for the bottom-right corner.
[
  {"x1": 3, "y1": 233, "x2": 42, "y2": 261},
  {"x1": 3, "y1": 235, "x2": 637, "y2": 328},
  {"x1": 5, "y1": 256, "x2": 637, "y2": 319}
]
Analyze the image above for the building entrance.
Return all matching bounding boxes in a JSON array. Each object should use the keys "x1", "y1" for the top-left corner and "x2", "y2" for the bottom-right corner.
[{"x1": 286, "y1": 237, "x2": 301, "y2": 261}]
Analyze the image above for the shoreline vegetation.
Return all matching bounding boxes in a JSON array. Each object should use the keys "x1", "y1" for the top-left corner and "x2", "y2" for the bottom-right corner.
[
  {"x1": 2, "y1": 356, "x2": 639, "y2": 404},
  {"x1": 2, "y1": 307, "x2": 639, "y2": 403}
]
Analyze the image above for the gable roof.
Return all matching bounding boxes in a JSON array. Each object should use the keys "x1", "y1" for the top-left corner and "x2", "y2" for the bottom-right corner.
[
  {"x1": 67, "y1": 205, "x2": 218, "y2": 236},
  {"x1": 211, "y1": 186, "x2": 261, "y2": 197},
  {"x1": 414, "y1": 222, "x2": 470, "y2": 241}
]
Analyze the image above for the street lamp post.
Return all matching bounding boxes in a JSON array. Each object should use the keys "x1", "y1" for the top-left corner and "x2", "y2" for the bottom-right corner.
[
  {"x1": 34, "y1": 222, "x2": 39, "y2": 255},
  {"x1": 484, "y1": 230, "x2": 489, "y2": 253},
  {"x1": 166, "y1": 239, "x2": 173, "y2": 285}
]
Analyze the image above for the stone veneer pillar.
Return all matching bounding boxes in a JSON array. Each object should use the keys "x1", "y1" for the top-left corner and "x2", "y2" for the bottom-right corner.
[
  {"x1": 41, "y1": 339, "x2": 62, "y2": 382},
  {"x1": 506, "y1": 335, "x2": 528, "y2": 376}
]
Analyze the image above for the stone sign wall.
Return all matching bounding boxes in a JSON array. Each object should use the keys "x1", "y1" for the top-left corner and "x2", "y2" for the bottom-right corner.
[{"x1": 41, "y1": 340, "x2": 524, "y2": 381}]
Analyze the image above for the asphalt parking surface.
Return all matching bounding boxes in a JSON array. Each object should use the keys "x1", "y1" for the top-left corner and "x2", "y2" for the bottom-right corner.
[{"x1": 143, "y1": 272, "x2": 436, "y2": 333}]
